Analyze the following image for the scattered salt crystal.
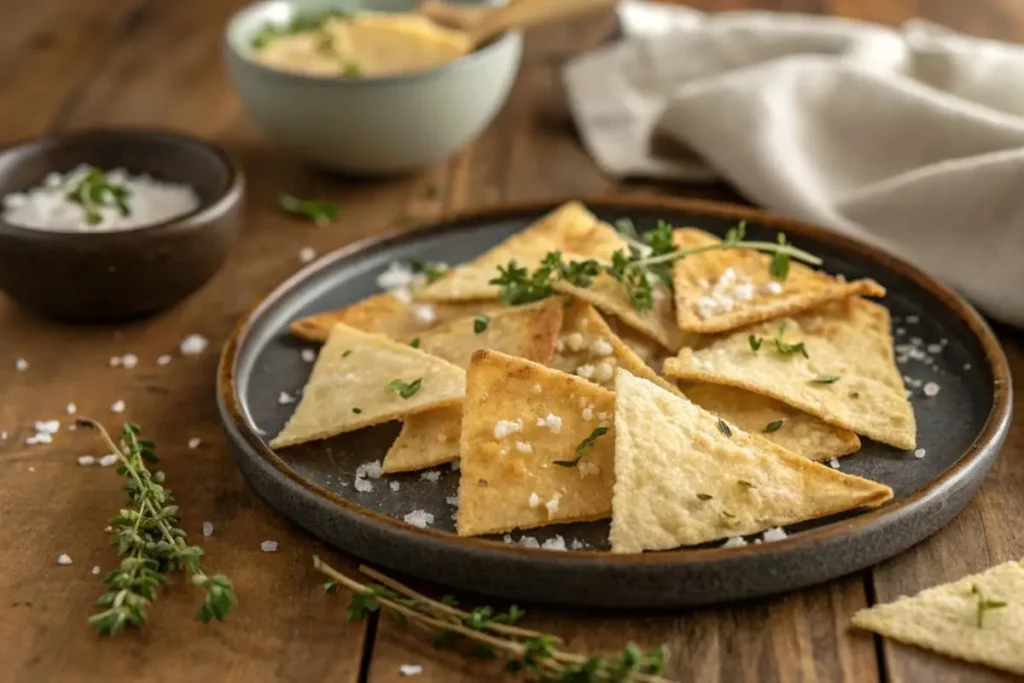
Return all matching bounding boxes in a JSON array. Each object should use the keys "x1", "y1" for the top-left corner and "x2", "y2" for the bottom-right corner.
[
  {"x1": 65, "y1": 403, "x2": 77, "y2": 415},
  {"x1": 926, "y1": 343, "x2": 943, "y2": 354},
  {"x1": 188, "y1": 437, "x2": 201, "y2": 449},
  {"x1": 569, "y1": 538, "x2": 587, "y2": 550},
  {"x1": 109, "y1": 356, "x2": 122, "y2": 367},
  {"x1": 762, "y1": 527, "x2": 788, "y2": 543},
  {"x1": 759, "y1": 281, "x2": 783, "y2": 295},
  {"x1": 411, "y1": 304, "x2": 436, "y2": 325},
  {"x1": 27, "y1": 466, "x2": 35, "y2": 472},
  {"x1": 545, "y1": 493, "x2": 561, "y2": 516},
  {"x1": 578, "y1": 462, "x2": 600, "y2": 478},
  {"x1": 389, "y1": 481, "x2": 401, "y2": 492},
  {"x1": 36, "y1": 420, "x2": 60, "y2": 434},
  {"x1": 110, "y1": 400, "x2": 125, "y2": 413},
  {"x1": 450, "y1": 460, "x2": 460, "y2": 471},
  {"x1": 202, "y1": 521, "x2": 214, "y2": 537},
  {"x1": 536, "y1": 413, "x2": 562, "y2": 432},
  {"x1": 98, "y1": 454, "x2": 119, "y2": 467},
  {"x1": 905, "y1": 315, "x2": 920, "y2": 323},
  {"x1": 57, "y1": 554, "x2": 72, "y2": 565},
  {"x1": 301, "y1": 348, "x2": 316, "y2": 363},
  {"x1": 15, "y1": 358, "x2": 28, "y2": 372},
  {"x1": 575, "y1": 364, "x2": 595, "y2": 380},
  {"x1": 420, "y1": 470, "x2": 441, "y2": 483},
  {"x1": 593, "y1": 362, "x2": 615, "y2": 384},
  {"x1": 278, "y1": 391, "x2": 295, "y2": 405},
  {"x1": 260, "y1": 540, "x2": 278, "y2": 552},
  {"x1": 532, "y1": 383, "x2": 542, "y2": 394},
  {"x1": 493, "y1": 419, "x2": 522, "y2": 439},
  {"x1": 914, "y1": 448, "x2": 927, "y2": 459},
  {"x1": 518, "y1": 536, "x2": 540, "y2": 548},
  {"x1": 298, "y1": 246, "x2": 316, "y2": 263},
  {"x1": 923, "y1": 382, "x2": 940, "y2": 397},
  {"x1": 121, "y1": 353, "x2": 138, "y2": 369},
  {"x1": 446, "y1": 494, "x2": 459, "y2": 506},
  {"x1": 26, "y1": 433, "x2": 52, "y2": 445},
  {"x1": 503, "y1": 534, "x2": 514, "y2": 544},
  {"x1": 828, "y1": 458, "x2": 840, "y2": 469},
  {"x1": 157, "y1": 354, "x2": 172, "y2": 366},
  {"x1": 403, "y1": 510, "x2": 434, "y2": 528},
  {"x1": 391, "y1": 287, "x2": 413, "y2": 305},
  {"x1": 92, "y1": 566, "x2": 101, "y2": 575},
  {"x1": 515, "y1": 440, "x2": 533, "y2": 454},
  {"x1": 591, "y1": 339, "x2": 613, "y2": 356},
  {"x1": 179, "y1": 334, "x2": 209, "y2": 356},
  {"x1": 354, "y1": 478, "x2": 373, "y2": 493},
  {"x1": 528, "y1": 492, "x2": 540, "y2": 508},
  {"x1": 581, "y1": 407, "x2": 594, "y2": 421},
  {"x1": 399, "y1": 664, "x2": 423, "y2": 677},
  {"x1": 964, "y1": 363, "x2": 972, "y2": 370},
  {"x1": 356, "y1": 460, "x2": 383, "y2": 479},
  {"x1": 722, "y1": 536, "x2": 748, "y2": 548},
  {"x1": 77, "y1": 455, "x2": 96, "y2": 466},
  {"x1": 104, "y1": 525, "x2": 113, "y2": 532},
  {"x1": 564, "y1": 332, "x2": 584, "y2": 351},
  {"x1": 377, "y1": 261, "x2": 416, "y2": 290},
  {"x1": 896, "y1": 328, "x2": 906, "y2": 335},
  {"x1": 541, "y1": 535, "x2": 567, "y2": 551}
]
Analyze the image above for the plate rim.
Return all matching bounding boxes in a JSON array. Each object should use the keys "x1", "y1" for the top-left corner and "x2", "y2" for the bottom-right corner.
[{"x1": 217, "y1": 195, "x2": 1012, "y2": 571}]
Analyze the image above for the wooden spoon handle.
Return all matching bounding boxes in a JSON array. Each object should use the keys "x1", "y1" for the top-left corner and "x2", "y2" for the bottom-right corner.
[{"x1": 467, "y1": 0, "x2": 617, "y2": 47}]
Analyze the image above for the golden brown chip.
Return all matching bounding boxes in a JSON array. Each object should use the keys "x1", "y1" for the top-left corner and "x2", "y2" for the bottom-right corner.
[
  {"x1": 551, "y1": 300, "x2": 681, "y2": 396},
  {"x1": 269, "y1": 324, "x2": 466, "y2": 449},
  {"x1": 457, "y1": 350, "x2": 616, "y2": 537},
  {"x1": 852, "y1": 560, "x2": 1024, "y2": 676},
  {"x1": 417, "y1": 202, "x2": 627, "y2": 302},
  {"x1": 672, "y1": 228, "x2": 886, "y2": 333},
  {"x1": 662, "y1": 298, "x2": 916, "y2": 450},
  {"x1": 289, "y1": 293, "x2": 496, "y2": 343},
  {"x1": 610, "y1": 370, "x2": 893, "y2": 553},
  {"x1": 553, "y1": 273, "x2": 685, "y2": 352},
  {"x1": 679, "y1": 383, "x2": 860, "y2": 462},
  {"x1": 605, "y1": 314, "x2": 672, "y2": 369},
  {"x1": 382, "y1": 301, "x2": 564, "y2": 473}
]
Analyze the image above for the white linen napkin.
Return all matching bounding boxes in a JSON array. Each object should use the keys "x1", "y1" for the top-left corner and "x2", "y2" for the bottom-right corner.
[{"x1": 563, "y1": 1, "x2": 1024, "y2": 326}]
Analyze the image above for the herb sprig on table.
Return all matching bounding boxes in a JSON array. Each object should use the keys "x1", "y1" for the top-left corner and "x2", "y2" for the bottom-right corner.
[
  {"x1": 489, "y1": 220, "x2": 821, "y2": 313},
  {"x1": 66, "y1": 167, "x2": 131, "y2": 226},
  {"x1": 315, "y1": 557, "x2": 670, "y2": 682},
  {"x1": 279, "y1": 194, "x2": 339, "y2": 225},
  {"x1": 77, "y1": 419, "x2": 236, "y2": 635}
]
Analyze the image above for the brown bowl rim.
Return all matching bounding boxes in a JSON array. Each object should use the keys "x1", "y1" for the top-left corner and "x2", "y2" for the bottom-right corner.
[{"x1": 218, "y1": 195, "x2": 1013, "y2": 567}]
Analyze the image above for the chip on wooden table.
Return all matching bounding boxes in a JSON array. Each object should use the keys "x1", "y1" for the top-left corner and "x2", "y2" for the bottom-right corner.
[
  {"x1": 382, "y1": 301, "x2": 564, "y2": 473},
  {"x1": 663, "y1": 298, "x2": 916, "y2": 450},
  {"x1": 554, "y1": 273, "x2": 686, "y2": 352},
  {"x1": 416, "y1": 201, "x2": 627, "y2": 302},
  {"x1": 289, "y1": 292, "x2": 496, "y2": 343},
  {"x1": 852, "y1": 560, "x2": 1024, "y2": 676},
  {"x1": 551, "y1": 300, "x2": 681, "y2": 396},
  {"x1": 270, "y1": 324, "x2": 466, "y2": 448},
  {"x1": 672, "y1": 228, "x2": 886, "y2": 334},
  {"x1": 679, "y1": 383, "x2": 860, "y2": 462},
  {"x1": 457, "y1": 349, "x2": 616, "y2": 537},
  {"x1": 610, "y1": 370, "x2": 892, "y2": 553}
]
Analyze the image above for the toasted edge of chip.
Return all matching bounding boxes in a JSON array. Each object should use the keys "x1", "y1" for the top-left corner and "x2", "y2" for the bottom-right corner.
[
  {"x1": 270, "y1": 323, "x2": 466, "y2": 448},
  {"x1": 852, "y1": 560, "x2": 1024, "y2": 676},
  {"x1": 610, "y1": 369, "x2": 893, "y2": 553}
]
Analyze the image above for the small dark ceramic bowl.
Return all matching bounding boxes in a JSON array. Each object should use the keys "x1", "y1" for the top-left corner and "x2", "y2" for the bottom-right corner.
[{"x1": 0, "y1": 129, "x2": 244, "y2": 322}]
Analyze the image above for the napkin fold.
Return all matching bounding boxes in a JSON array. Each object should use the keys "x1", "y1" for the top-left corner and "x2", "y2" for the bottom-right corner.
[{"x1": 564, "y1": 1, "x2": 1024, "y2": 327}]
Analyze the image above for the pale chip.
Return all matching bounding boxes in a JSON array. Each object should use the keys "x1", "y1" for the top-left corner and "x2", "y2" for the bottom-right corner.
[
  {"x1": 383, "y1": 301, "x2": 564, "y2": 473},
  {"x1": 605, "y1": 314, "x2": 671, "y2": 370},
  {"x1": 672, "y1": 228, "x2": 886, "y2": 333},
  {"x1": 680, "y1": 383, "x2": 860, "y2": 462},
  {"x1": 852, "y1": 560, "x2": 1024, "y2": 676},
  {"x1": 417, "y1": 201, "x2": 626, "y2": 302},
  {"x1": 610, "y1": 369, "x2": 893, "y2": 553},
  {"x1": 457, "y1": 350, "x2": 615, "y2": 536},
  {"x1": 289, "y1": 293, "x2": 496, "y2": 343},
  {"x1": 662, "y1": 298, "x2": 916, "y2": 450},
  {"x1": 551, "y1": 300, "x2": 681, "y2": 396},
  {"x1": 554, "y1": 273, "x2": 685, "y2": 352},
  {"x1": 270, "y1": 324, "x2": 465, "y2": 448}
]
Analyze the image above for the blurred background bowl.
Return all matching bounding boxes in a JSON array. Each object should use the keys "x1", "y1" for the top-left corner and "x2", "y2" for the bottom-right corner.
[
  {"x1": 224, "y1": 0, "x2": 522, "y2": 175},
  {"x1": 0, "y1": 129, "x2": 244, "y2": 323}
]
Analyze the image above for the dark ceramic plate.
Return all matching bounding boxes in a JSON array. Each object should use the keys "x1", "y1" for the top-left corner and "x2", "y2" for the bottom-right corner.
[{"x1": 217, "y1": 197, "x2": 1012, "y2": 608}]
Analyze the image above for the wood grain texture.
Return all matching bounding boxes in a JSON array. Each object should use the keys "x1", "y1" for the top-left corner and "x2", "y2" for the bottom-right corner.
[{"x1": 0, "y1": 0, "x2": 1021, "y2": 682}]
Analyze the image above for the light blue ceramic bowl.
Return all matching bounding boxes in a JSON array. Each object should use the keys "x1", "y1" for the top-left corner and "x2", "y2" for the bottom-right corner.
[{"x1": 224, "y1": 0, "x2": 522, "y2": 175}]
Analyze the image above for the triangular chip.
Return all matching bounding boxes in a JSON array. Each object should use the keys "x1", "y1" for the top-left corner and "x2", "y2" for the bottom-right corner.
[
  {"x1": 610, "y1": 369, "x2": 893, "y2": 553},
  {"x1": 606, "y1": 314, "x2": 671, "y2": 370},
  {"x1": 382, "y1": 301, "x2": 564, "y2": 473},
  {"x1": 672, "y1": 228, "x2": 886, "y2": 333},
  {"x1": 662, "y1": 298, "x2": 916, "y2": 449},
  {"x1": 270, "y1": 324, "x2": 466, "y2": 448},
  {"x1": 457, "y1": 349, "x2": 616, "y2": 537},
  {"x1": 551, "y1": 300, "x2": 681, "y2": 396},
  {"x1": 679, "y1": 383, "x2": 860, "y2": 462},
  {"x1": 417, "y1": 202, "x2": 627, "y2": 302},
  {"x1": 852, "y1": 560, "x2": 1024, "y2": 676},
  {"x1": 553, "y1": 273, "x2": 686, "y2": 351},
  {"x1": 289, "y1": 292, "x2": 496, "y2": 343}
]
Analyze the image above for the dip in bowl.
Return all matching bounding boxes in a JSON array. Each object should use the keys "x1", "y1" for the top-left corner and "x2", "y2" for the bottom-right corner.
[{"x1": 224, "y1": 0, "x2": 522, "y2": 175}]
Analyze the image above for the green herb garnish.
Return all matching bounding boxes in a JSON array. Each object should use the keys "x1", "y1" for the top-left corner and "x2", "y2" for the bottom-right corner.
[
  {"x1": 342, "y1": 349, "x2": 352, "y2": 357},
  {"x1": 343, "y1": 61, "x2": 362, "y2": 77},
  {"x1": 78, "y1": 420, "x2": 236, "y2": 635},
  {"x1": 738, "y1": 480, "x2": 755, "y2": 489},
  {"x1": 769, "y1": 232, "x2": 791, "y2": 280},
  {"x1": 971, "y1": 584, "x2": 1007, "y2": 627},
  {"x1": 426, "y1": 181, "x2": 444, "y2": 199},
  {"x1": 717, "y1": 418, "x2": 732, "y2": 438},
  {"x1": 774, "y1": 322, "x2": 809, "y2": 358},
  {"x1": 553, "y1": 426, "x2": 609, "y2": 467},
  {"x1": 749, "y1": 335, "x2": 763, "y2": 352},
  {"x1": 697, "y1": 493, "x2": 714, "y2": 501},
  {"x1": 352, "y1": 408, "x2": 362, "y2": 414},
  {"x1": 810, "y1": 375, "x2": 840, "y2": 384},
  {"x1": 474, "y1": 315, "x2": 490, "y2": 334},
  {"x1": 279, "y1": 194, "x2": 338, "y2": 225},
  {"x1": 763, "y1": 420, "x2": 784, "y2": 433},
  {"x1": 410, "y1": 260, "x2": 447, "y2": 283},
  {"x1": 66, "y1": 167, "x2": 131, "y2": 225},
  {"x1": 409, "y1": 337, "x2": 421, "y2": 348},
  {"x1": 387, "y1": 378, "x2": 422, "y2": 399}
]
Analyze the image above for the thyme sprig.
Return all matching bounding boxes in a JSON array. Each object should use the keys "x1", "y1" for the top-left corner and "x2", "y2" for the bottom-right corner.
[
  {"x1": 77, "y1": 419, "x2": 236, "y2": 635},
  {"x1": 66, "y1": 167, "x2": 131, "y2": 225},
  {"x1": 490, "y1": 220, "x2": 821, "y2": 313},
  {"x1": 315, "y1": 558, "x2": 670, "y2": 682}
]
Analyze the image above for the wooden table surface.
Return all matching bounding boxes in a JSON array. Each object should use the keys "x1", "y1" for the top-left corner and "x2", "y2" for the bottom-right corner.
[{"x1": 2, "y1": 1, "x2": 1022, "y2": 681}]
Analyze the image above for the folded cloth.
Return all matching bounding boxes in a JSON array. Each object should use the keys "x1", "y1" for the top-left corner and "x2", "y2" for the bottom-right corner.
[{"x1": 564, "y1": 1, "x2": 1024, "y2": 326}]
